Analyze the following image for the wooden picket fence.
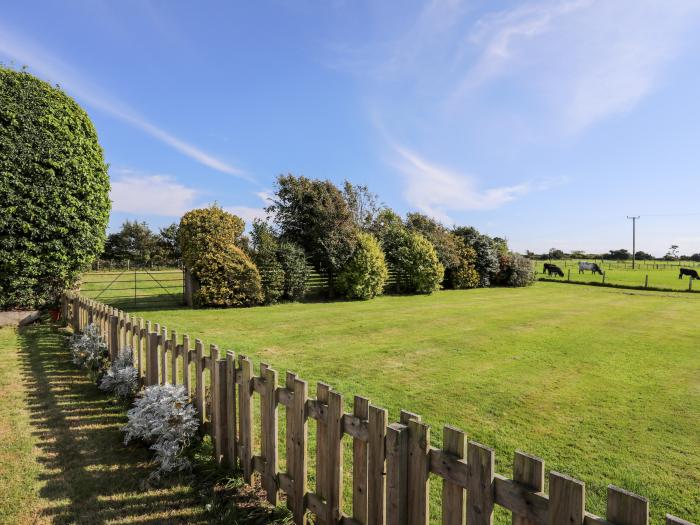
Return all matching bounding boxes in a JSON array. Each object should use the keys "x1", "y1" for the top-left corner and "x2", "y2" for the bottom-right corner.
[{"x1": 62, "y1": 293, "x2": 696, "y2": 525}]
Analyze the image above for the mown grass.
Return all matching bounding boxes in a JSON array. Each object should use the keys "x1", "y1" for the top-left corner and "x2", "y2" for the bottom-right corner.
[
  {"x1": 0, "y1": 322, "x2": 289, "y2": 524},
  {"x1": 126, "y1": 283, "x2": 700, "y2": 524}
]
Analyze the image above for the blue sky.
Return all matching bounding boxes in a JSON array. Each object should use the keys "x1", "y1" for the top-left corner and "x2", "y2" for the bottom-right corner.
[{"x1": 2, "y1": 0, "x2": 700, "y2": 256}]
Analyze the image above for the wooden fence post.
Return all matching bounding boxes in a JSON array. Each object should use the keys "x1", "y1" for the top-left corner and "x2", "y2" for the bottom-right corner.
[
  {"x1": 289, "y1": 375, "x2": 308, "y2": 525},
  {"x1": 260, "y1": 363, "x2": 279, "y2": 504},
  {"x1": 110, "y1": 315, "x2": 119, "y2": 360},
  {"x1": 72, "y1": 296, "x2": 80, "y2": 332},
  {"x1": 548, "y1": 472, "x2": 585, "y2": 525},
  {"x1": 182, "y1": 335, "x2": 190, "y2": 397},
  {"x1": 160, "y1": 326, "x2": 168, "y2": 384},
  {"x1": 407, "y1": 419, "x2": 430, "y2": 525},
  {"x1": 386, "y1": 423, "x2": 408, "y2": 525},
  {"x1": 442, "y1": 426, "x2": 466, "y2": 525},
  {"x1": 317, "y1": 384, "x2": 343, "y2": 525},
  {"x1": 238, "y1": 355, "x2": 254, "y2": 482},
  {"x1": 214, "y1": 358, "x2": 228, "y2": 465},
  {"x1": 368, "y1": 404, "x2": 387, "y2": 525},
  {"x1": 170, "y1": 330, "x2": 178, "y2": 385},
  {"x1": 226, "y1": 351, "x2": 238, "y2": 469},
  {"x1": 147, "y1": 330, "x2": 159, "y2": 386},
  {"x1": 194, "y1": 339, "x2": 204, "y2": 423},
  {"x1": 209, "y1": 345, "x2": 219, "y2": 446},
  {"x1": 512, "y1": 451, "x2": 544, "y2": 525},
  {"x1": 606, "y1": 486, "x2": 648, "y2": 525},
  {"x1": 353, "y1": 396, "x2": 370, "y2": 524},
  {"x1": 467, "y1": 441, "x2": 495, "y2": 525}
]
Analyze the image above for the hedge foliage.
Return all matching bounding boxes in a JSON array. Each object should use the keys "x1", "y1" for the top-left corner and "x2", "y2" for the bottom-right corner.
[
  {"x1": 392, "y1": 230, "x2": 444, "y2": 294},
  {"x1": 495, "y1": 253, "x2": 536, "y2": 287},
  {"x1": 179, "y1": 206, "x2": 263, "y2": 307},
  {"x1": 0, "y1": 66, "x2": 110, "y2": 309},
  {"x1": 452, "y1": 245, "x2": 480, "y2": 289},
  {"x1": 336, "y1": 232, "x2": 388, "y2": 299}
]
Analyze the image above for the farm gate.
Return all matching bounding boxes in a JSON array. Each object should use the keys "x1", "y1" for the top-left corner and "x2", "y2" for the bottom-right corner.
[{"x1": 80, "y1": 268, "x2": 184, "y2": 309}]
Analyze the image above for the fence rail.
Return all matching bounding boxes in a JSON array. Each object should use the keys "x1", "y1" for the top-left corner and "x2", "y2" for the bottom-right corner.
[{"x1": 62, "y1": 293, "x2": 696, "y2": 525}]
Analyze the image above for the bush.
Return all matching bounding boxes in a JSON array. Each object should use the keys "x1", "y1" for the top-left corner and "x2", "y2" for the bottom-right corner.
[
  {"x1": 495, "y1": 253, "x2": 535, "y2": 287},
  {"x1": 70, "y1": 323, "x2": 108, "y2": 381},
  {"x1": 251, "y1": 220, "x2": 285, "y2": 304},
  {"x1": 277, "y1": 241, "x2": 310, "y2": 301},
  {"x1": 336, "y1": 232, "x2": 388, "y2": 299},
  {"x1": 99, "y1": 346, "x2": 139, "y2": 401},
  {"x1": 123, "y1": 384, "x2": 199, "y2": 483},
  {"x1": 179, "y1": 206, "x2": 263, "y2": 307},
  {"x1": 391, "y1": 230, "x2": 444, "y2": 294},
  {"x1": 453, "y1": 227, "x2": 499, "y2": 287},
  {"x1": 0, "y1": 67, "x2": 111, "y2": 309},
  {"x1": 452, "y1": 245, "x2": 480, "y2": 289}
]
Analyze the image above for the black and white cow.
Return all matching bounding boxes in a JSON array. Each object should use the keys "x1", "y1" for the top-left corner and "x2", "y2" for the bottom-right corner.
[
  {"x1": 543, "y1": 263, "x2": 564, "y2": 277},
  {"x1": 578, "y1": 262, "x2": 604, "y2": 275},
  {"x1": 679, "y1": 268, "x2": 700, "y2": 279}
]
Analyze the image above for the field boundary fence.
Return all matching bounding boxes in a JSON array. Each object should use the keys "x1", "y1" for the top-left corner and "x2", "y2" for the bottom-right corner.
[
  {"x1": 81, "y1": 269, "x2": 184, "y2": 309},
  {"x1": 62, "y1": 293, "x2": 697, "y2": 525}
]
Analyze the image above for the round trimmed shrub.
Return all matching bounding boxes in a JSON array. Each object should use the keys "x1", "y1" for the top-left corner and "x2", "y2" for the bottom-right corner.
[
  {"x1": 0, "y1": 67, "x2": 110, "y2": 309},
  {"x1": 336, "y1": 232, "x2": 388, "y2": 300},
  {"x1": 495, "y1": 253, "x2": 535, "y2": 287},
  {"x1": 394, "y1": 230, "x2": 444, "y2": 294},
  {"x1": 179, "y1": 206, "x2": 263, "y2": 307}
]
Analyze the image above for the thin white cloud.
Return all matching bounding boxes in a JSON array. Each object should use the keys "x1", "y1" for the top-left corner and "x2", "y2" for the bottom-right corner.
[
  {"x1": 456, "y1": 0, "x2": 700, "y2": 131},
  {"x1": 392, "y1": 144, "x2": 563, "y2": 223},
  {"x1": 223, "y1": 206, "x2": 268, "y2": 226},
  {"x1": 0, "y1": 24, "x2": 249, "y2": 180},
  {"x1": 110, "y1": 170, "x2": 200, "y2": 216}
]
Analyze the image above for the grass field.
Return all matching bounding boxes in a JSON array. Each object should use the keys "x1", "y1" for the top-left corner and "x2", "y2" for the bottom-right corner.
[
  {"x1": 115, "y1": 282, "x2": 700, "y2": 524},
  {"x1": 79, "y1": 269, "x2": 184, "y2": 309},
  {"x1": 535, "y1": 259, "x2": 700, "y2": 291}
]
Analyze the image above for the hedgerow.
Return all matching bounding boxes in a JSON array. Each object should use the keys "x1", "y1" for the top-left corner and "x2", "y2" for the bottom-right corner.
[{"x1": 336, "y1": 232, "x2": 388, "y2": 299}]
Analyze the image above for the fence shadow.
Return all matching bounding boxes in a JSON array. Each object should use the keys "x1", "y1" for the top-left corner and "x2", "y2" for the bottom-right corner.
[{"x1": 17, "y1": 323, "x2": 210, "y2": 524}]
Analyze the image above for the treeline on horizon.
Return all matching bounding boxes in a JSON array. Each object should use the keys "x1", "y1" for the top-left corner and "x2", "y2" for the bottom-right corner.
[{"x1": 529, "y1": 247, "x2": 700, "y2": 262}]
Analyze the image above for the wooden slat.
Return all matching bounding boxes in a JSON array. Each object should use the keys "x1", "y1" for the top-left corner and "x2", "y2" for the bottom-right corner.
[
  {"x1": 225, "y1": 351, "x2": 237, "y2": 469},
  {"x1": 110, "y1": 315, "x2": 119, "y2": 360},
  {"x1": 285, "y1": 371, "x2": 297, "y2": 507},
  {"x1": 209, "y1": 345, "x2": 219, "y2": 444},
  {"x1": 214, "y1": 359, "x2": 228, "y2": 464},
  {"x1": 238, "y1": 355, "x2": 254, "y2": 482},
  {"x1": 400, "y1": 410, "x2": 421, "y2": 425},
  {"x1": 316, "y1": 382, "x2": 330, "y2": 521},
  {"x1": 326, "y1": 389, "x2": 344, "y2": 524},
  {"x1": 494, "y1": 475, "x2": 548, "y2": 523},
  {"x1": 442, "y1": 426, "x2": 466, "y2": 525},
  {"x1": 147, "y1": 331, "x2": 159, "y2": 386},
  {"x1": 307, "y1": 399, "x2": 328, "y2": 422},
  {"x1": 467, "y1": 441, "x2": 495, "y2": 525},
  {"x1": 367, "y1": 404, "x2": 387, "y2": 525},
  {"x1": 290, "y1": 376, "x2": 308, "y2": 525},
  {"x1": 344, "y1": 413, "x2": 370, "y2": 442},
  {"x1": 170, "y1": 331, "x2": 178, "y2": 385},
  {"x1": 260, "y1": 364, "x2": 279, "y2": 505},
  {"x1": 548, "y1": 472, "x2": 585, "y2": 525},
  {"x1": 666, "y1": 515, "x2": 696, "y2": 525},
  {"x1": 429, "y1": 448, "x2": 468, "y2": 486},
  {"x1": 182, "y1": 335, "x2": 190, "y2": 397},
  {"x1": 386, "y1": 423, "x2": 408, "y2": 525},
  {"x1": 353, "y1": 396, "x2": 370, "y2": 524},
  {"x1": 512, "y1": 451, "x2": 545, "y2": 525},
  {"x1": 277, "y1": 386, "x2": 293, "y2": 407},
  {"x1": 194, "y1": 339, "x2": 205, "y2": 423},
  {"x1": 407, "y1": 419, "x2": 430, "y2": 525},
  {"x1": 160, "y1": 326, "x2": 168, "y2": 384},
  {"x1": 606, "y1": 486, "x2": 648, "y2": 525}
]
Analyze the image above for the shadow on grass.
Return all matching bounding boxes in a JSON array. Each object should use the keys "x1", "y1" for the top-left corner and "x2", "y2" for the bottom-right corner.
[{"x1": 18, "y1": 323, "x2": 211, "y2": 524}]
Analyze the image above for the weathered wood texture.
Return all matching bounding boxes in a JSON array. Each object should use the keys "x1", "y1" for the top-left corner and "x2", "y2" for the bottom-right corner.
[{"x1": 64, "y1": 294, "x2": 699, "y2": 525}]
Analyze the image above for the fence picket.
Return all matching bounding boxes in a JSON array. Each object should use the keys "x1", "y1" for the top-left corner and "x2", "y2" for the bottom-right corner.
[
  {"x1": 386, "y1": 423, "x2": 408, "y2": 525},
  {"x1": 147, "y1": 331, "x2": 159, "y2": 386},
  {"x1": 442, "y1": 426, "x2": 466, "y2": 525},
  {"x1": 214, "y1": 358, "x2": 228, "y2": 465},
  {"x1": 367, "y1": 404, "x2": 387, "y2": 525},
  {"x1": 512, "y1": 451, "x2": 544, "y2": 525},
  {"x1": 238, "y1": 355, "x2": 254, "y2": 482},
  {"x1": 160, "y1": 326, "x2": 168, "y2": 384},
  {"x1": 290, "y1": 376, "x2": 308, "y2": 525},
  {"x1": 407, "y1": 419, "x2": 430, "y2": 525},
  {"x1": 194, "y1": 339, "x2": 204, "y2": 423},
  {"x1": 548, "y1": 472, "x2": 585, "y2": 525},
  {"x1": 170, "y1": 330, "x2": 178, "y2": 385},
  {"x1": 467, "y1": 441, "x2": 495, "y2": 525},
  {"x1": 260, "y1": 363, "x2": 279, "y2": 505},
  {"x1": 607, "y1": 485, "x2": 648, "y2": 525},
  {"x1": 353, "y1": 396, "x2": 370, "y2": 524},
  {"x1": 226, "y1": 351, "x2": 237, "y2": 469}
]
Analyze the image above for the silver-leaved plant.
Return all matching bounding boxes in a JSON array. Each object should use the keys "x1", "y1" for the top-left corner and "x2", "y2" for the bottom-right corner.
[
  {"x1": 70, "y1": 323, "x2": 108, "y2": 381},
  {"x1": 99, "y1": 346, "x2": 139, "y2": 401}
]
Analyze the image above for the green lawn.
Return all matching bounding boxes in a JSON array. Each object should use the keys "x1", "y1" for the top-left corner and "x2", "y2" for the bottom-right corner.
[
  {"x1": 535, "y1": 259, "x2": 700, "y2": 291},
  {"x1": 124, "y1": 282, "x2": 700, "y2": 524}
]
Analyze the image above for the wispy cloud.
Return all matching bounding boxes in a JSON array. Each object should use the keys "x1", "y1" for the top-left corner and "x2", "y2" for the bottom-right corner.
[
  {"x1": 454, "y1": 0, "x2": 700, "y2": 131},
  {"x1": 110, "y1": 169, "x2": 200, "y2": 216},
  {"x1": 392, "y1": 144, "x2": 564, "y2": 223},
  {"x1": 0, "y1": 24, "x2": 249, "y2": 179}
]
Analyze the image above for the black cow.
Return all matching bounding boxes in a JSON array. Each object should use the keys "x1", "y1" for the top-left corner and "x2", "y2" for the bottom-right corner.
[
  {"x1": 543, "y1": 263, "x2": 564, "y2": 277},
  {"x1": 679, "y1": 268, "x2": 700, "y2": 279}
]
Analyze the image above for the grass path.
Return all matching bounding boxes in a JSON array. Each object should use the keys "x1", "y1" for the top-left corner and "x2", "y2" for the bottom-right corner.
[{"x1": 0, "y1": 323, "x2": 210, "y2": 524}]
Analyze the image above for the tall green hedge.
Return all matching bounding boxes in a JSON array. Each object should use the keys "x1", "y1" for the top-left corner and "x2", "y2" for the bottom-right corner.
[
  {"x1": 0, "y1": 67, "x2": 110, "y2": 309},
  {"x1": 336, "y1": 232, "x2": 388, "y2": 300}
]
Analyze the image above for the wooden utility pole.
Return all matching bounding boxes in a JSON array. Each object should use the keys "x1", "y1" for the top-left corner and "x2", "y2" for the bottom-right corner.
[{"x1": 627, "y1": 216, "x2": 640, "y2": 269}]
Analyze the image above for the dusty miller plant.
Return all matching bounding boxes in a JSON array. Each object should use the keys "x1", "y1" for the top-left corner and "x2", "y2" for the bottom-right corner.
[
  {"x1": 70, "y1": 323, "x2": 108, "y2": 381},
  {"x1": 122, "y1": 384, "x2": 199, "y2": 483},
  {"x1": 99, "y1": 346, "x2": 139, "y2": 401}
]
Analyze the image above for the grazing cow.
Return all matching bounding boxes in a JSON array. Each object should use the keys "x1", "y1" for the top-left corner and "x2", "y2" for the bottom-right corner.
[
  {"x1": 578, "y1": 262, "x2": 604, "y2": 275},
  {"x1": 543, "y1": 263, "x2": 564, "y2": 277},
  {"x1": 679, "y1": 268, "x2": 700, "y2": 279}
]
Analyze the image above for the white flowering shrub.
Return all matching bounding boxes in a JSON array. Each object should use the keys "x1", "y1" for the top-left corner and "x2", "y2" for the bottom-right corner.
[
  {"x1": 70, "y1": 323, "x2": 108, "y2": 380},
  {"x1": 99, "y1": 346, "x2": 139, "y2": 401},
  {"x1": 122, "y1": 384, "x2": 199, "y2": 482}
]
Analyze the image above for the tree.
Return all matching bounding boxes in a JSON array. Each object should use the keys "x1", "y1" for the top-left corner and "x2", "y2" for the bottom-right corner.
[
  {"x1": 178, "y1": 206, "x2": 262, "y2": 307},
  {"x1": 336, "y1": 232, "x2": 388, "y2": 299},
  {"x1": 250, "y1": 220, "x2": 285, "y2": 304},
  {"x1": 452, "y1": 245, "x2": 479, "y2": 289},
  {"x1": 548, "y1": 248, "x2": 566, "y2": 259},
  {"x1": 453, "y1": 227, "x2": 499, "y2": 287},
  {"x1": 266, "y1": 175, "x2": 358, "y2": 295},
  {"x1": 495, "y1": 253, "x2": 535, "y2": 287},
  {"x1": 383, "y1": 228, "x2": 443, "y2": 294},
  {"x1": 277, "y1": 241, "x2": 310, "y2": 301},
  {"x1": 0, "y1": 66, "x2": 110, "y2": 308},
  {"x1": 103, "y1": 220, "x2": 160, "y2": 264},
  {"x1": 634, "y1": 251, "x2": 654, "y2": 260},
  {"x1": 158, "y1": 223, "x2": 181, "y2": 262},
  {"x1": 665, "y1": 245, "x2": 680, "y2": 260},
  {"x1": 342, "y1": 181, "x2": 383, "y2": 230},
  {"x1": 607, "y1": 249, "x2": 630, "y2": 261},
  {"x1": 406, "y1": 213, "x2": 461, "y2": 286}
]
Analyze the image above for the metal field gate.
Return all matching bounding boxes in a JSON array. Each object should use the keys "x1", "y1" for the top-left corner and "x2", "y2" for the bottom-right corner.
[{"x1": 80, "y1": 268, "x2": 184, "y2": 309}]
